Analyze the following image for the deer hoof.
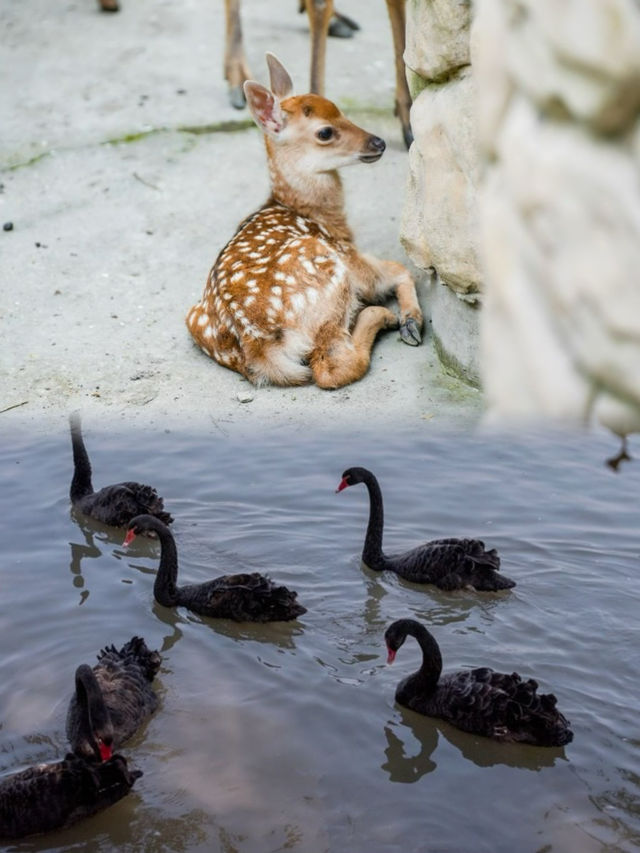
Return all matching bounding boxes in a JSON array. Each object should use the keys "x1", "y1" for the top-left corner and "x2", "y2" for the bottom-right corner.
[
  {"x1": 399, "y1": 317, "x2": 422, "y2": 346},
  {"x1": 229, "y1": 86, "x2": 246, "y2": 110},
  {"x1": 328, "y1": 15, "x2": 359, "y2": 38}
]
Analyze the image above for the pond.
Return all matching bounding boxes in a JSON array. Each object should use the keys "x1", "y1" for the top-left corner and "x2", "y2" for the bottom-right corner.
[{"x1": 0, "y1": 421, "x2": 638, "y2": 852}]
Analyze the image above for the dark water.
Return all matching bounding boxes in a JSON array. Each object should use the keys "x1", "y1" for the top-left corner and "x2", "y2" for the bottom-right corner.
[{"x1": 0, "y1": 423, "x2": 639, "y2": 853}]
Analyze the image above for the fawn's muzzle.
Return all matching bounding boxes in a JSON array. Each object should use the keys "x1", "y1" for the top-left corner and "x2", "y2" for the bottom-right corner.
[{"x1": 360, "y1": 135, "x2": 386, "y2": 163}]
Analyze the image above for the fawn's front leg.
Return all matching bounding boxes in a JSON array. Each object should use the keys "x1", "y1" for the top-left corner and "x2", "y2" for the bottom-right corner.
[{"x1": 361, "y1": 255, "x2": 423, "y2": 346}]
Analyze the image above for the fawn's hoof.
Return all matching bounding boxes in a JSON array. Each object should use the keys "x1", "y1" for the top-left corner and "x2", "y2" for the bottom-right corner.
[
  {"x1": 399, "y1": 317, "x2": 422, "y2": 346},
  {"x1": 328, "y1": 14, "x2": 360, "y2": 38},
  {"x1": 229, "y1": 86, "x2": 246, "y2": 110},
  {"x1": 402, "y1": 122, "x2": 414, "y2": 150}
]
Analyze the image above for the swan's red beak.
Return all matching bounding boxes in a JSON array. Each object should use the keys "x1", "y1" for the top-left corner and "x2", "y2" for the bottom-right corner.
[
  {"x1": 386, "y1": 647, "x2": 396, "y2": 664},
  {"x1": 99, "y1": 741, "x2": 113, "y2": 761},
  {"x1": 122, "y1": 529, "x2": 136, "y2": 547},
  {"x1": 336, "y1": 477, "x2": 349, "y2": 493}
]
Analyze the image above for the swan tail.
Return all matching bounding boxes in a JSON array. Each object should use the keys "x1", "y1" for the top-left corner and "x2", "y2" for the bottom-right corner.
[
  {"x1": 119, "y1": 483, "x2": 173, "y2": 525},
  {"x1": 241, "y1": 584, "x2": 306, "y2": 622},
  {"x1": 468, "y1": 558, "x2": 516, "y2": 591},
  {"x1": 433, "y1": 539, "x2": 500, "y2": 571},
  {"x1": 486, "y1": 671, "x2": 573, "y2": 747},
  {"x1": 217, "y1": 575, "x2": 306, "y2": 622},
  {"x1": 504, "y1": 694, "x2": 574, "y2": 747},
  {"x1": 98, "y1": 636, "x2": 161, "y2": 681}
]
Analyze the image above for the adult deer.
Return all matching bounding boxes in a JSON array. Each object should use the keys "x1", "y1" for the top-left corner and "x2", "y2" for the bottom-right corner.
[
  {"x1": 224, "y1": 0, "x2": 413, "y2": 147},
  {"x1": 186, "y1": 53, "x2": 422, "y2": 389}
]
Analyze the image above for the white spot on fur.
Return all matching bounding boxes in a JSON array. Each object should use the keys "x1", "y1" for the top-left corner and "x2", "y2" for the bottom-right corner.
[{"x1": 290, "y1": 293, "x2": 305, "y2": 312}]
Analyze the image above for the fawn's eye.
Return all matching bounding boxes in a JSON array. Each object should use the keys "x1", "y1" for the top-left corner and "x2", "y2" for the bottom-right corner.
[{"x1": 316, "y1": 126, "x2": 334, "y2": 142}]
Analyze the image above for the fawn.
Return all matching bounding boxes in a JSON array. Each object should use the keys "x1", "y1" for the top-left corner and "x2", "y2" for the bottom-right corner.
[{"x1": 186, "y1": 53, "x2": 422, "y2": 389}]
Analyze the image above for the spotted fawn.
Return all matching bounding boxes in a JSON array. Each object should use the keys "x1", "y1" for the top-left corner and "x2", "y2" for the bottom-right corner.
[{"x1": 186, "y1": 53, "x2": 422, "y2": 389}]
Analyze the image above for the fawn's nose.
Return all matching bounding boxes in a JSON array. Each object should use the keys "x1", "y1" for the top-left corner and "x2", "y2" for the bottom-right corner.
[
  {"x1": 368, "y1": 136, "x2": 386, "y2": 154},
  {"x1": 360, "y1": 135, "x2": 386, "y2": 163}
]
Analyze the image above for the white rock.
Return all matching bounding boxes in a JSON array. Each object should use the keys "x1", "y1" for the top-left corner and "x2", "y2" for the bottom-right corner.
[
  {"x1": 405, "y1": 0, "x2": 472, "y2": 82},
  {"x1": 401, "y1": 69, "x2": 482, "y2": 295}
]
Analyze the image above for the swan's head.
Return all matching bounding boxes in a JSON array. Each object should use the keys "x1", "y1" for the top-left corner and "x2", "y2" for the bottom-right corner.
[
  {"x1": 335, "y1": 466, "x2": 371, "y2": 493},
  {"x1": 123, "y1": 513, "x2": 167, "y2": 545},
  {"x1": 384, "y1": 619, "x2": 415, "y2": 664}
]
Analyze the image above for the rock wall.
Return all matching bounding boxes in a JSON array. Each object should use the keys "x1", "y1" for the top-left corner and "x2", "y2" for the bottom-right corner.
[
  {"x1": 473, "y1": 0, "x2": 640, "y2": 437},
  {"x1": 400, "y1": 0, "x2": 482, "y2": 385},
  {"x1": 402, "y1": 0, "x2": 640, "y2": 437}
]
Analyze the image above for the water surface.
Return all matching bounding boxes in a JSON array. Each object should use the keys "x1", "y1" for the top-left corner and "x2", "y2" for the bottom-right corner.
[{"x1": 0, "y1": 424, "x2": 638, "y2": 852}]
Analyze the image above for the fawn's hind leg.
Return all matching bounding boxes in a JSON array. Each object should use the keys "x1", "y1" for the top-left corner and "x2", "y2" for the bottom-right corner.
[
  {"x1": 310, "y1": 306, "x2": 397, "y2": 389},
  {"x1": 362, "y1": 256, "x2": 423, "y2": 346}
]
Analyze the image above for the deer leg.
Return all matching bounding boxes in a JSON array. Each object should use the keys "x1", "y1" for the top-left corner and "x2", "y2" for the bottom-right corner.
[
  {"x1": 328, "y1": 9, "x2": 360, "y2": 37},
  {"x1": 224, "y1": 0, "x2": 252, "y2": 109},
  {"x1": 98, "y1": 0, "x2": 119, "y2": 10},
  {"x1": 361, "y1": 256, "x2": 423, "y2": 346},
  {"x1": 310, "y1": 306, "x2": 398, "y2": 389},
  {"x1": 300, "y1": 0, "x2": 358, "y2": 37},
  {"x1": 385, "y1": 0, "x2": 413, "y2": 148},
  {"x1": 307, "y1": 0, "x2": 334, "y2": 95}
]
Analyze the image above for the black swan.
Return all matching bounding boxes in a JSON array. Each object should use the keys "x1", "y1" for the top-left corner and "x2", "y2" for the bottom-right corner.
[
  {"x1": 69, "y1": 412, "x2": 173, "y2": 528},
  {"x1": 385, "y1": 619, "x2": 573, "y2": 747},
  {"x1": 0, "y1": 753, "x2": 141, "y2": 840},
  {"x1": 337, "y1": 467, "x2": 515, "y2": 591},
  {"x1": 66, "y1": 637, "x2": 161, "y2": 760},
  {"x1": 123, "y1": 514, "x2": 307, "y2": 622}
]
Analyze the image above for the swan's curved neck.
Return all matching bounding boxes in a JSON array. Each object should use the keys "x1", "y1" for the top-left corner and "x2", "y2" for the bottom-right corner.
[
  {"x1": 70, "y1": 419, "x2": 93, "y2": 501},
  {"x1": 75, "y1": 667, "x2": 109, "y2": 758},
  {"x1": 153, "y1": 524, "x2": 180, "y2": 607},
  {"x1": 406, "y1": 622, "x2": 442, "y2": 693},
  {"x1": 361, "y1": 473, "x2": 387, "y2": 570}
]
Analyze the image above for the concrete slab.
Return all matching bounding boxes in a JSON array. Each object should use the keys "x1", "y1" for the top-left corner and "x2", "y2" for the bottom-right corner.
[{"x1": 0, "y1": 0, "x2": 482, "y2": 436}]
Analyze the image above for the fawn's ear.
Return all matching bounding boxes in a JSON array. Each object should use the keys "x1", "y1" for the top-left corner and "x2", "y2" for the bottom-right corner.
[
  {"x1": 266, "y1": 52, "x2": 293, "y2": 99},
  {"x1": 244, "y1": 81, "x2": 287, "y2": 137}
]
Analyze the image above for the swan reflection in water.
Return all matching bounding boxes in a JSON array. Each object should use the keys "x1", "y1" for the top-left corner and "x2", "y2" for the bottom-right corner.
[
  {"x1": 68, "y1": 510, "x2": 135, "y2": 605},
  {"x1": 381, "y1": 710, "x2": 567, "y2": 783},
  {"x1": 361, "y1": 563, "x2": 505, "y2": 632},
  {"x1": 68, "y1": 509, "x2": 163, "y2": 605},
  {"x1": 148, "y1": 596, "x2": 304, "y2": 654}
]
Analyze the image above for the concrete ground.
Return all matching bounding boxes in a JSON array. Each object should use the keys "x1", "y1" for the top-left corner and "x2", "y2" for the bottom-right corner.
[{"x1": 0, "y1": 0, "x2": 481, "y2": 437}]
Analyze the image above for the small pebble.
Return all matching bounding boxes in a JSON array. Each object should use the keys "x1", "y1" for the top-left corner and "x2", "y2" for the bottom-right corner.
[
  {"x1": 237, "y1": 390, "x2": 255, "y2": 403},
  {"x1": 3, "y1": 222, "x2": 13, "y2": 231}
]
